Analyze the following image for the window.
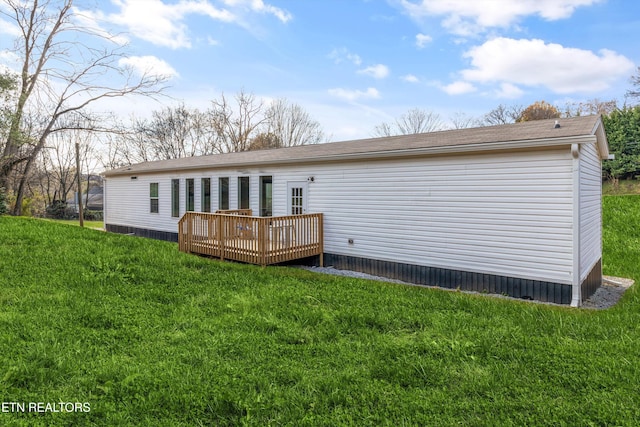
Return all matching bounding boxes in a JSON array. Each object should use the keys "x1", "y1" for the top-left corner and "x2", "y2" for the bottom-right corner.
[
  {"x1": 291, "y1": 187, "x2": 304, "y2": 215},
  {"x1": 150, "y1": 183, "x2": 159, "y2": 213},
  {"x1": 219, "y1": 177, "x2": 229, "y2": 210},
  {"x1": 238, "y1": 177, "x2": 250, "y2": 210},
  {"x1": 185, "y1": 179, "x2": 194, "y2": 211},
  {"x1": 259, "y1": 176, "x2": 272, "y2": 217},
  {"x1": 287, "y1": 182, "x2": 307, "y2": 215},
  {"x1": 201, "y1": 178, "x2": 211, "y2": 212},
  {"x1": 171, "y1": 179, "x2": 180, "y2": 217}
]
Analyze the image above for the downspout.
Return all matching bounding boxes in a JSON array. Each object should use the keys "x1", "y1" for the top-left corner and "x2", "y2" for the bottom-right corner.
[{"x1": 571, "y1": 144, "x2": 581, "y2": 307}]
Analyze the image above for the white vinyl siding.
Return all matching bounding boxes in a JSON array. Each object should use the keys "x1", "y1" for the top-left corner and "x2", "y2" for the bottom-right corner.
[
  {"x1": 104, "y1": 147, "x2": 575, "y2": 284},
  {"x1": 309, "y1": 149, "x2": 574, "y2": 284},
  {"x1": 579, "y1": 142, "x2": 602, "y2": 281}
]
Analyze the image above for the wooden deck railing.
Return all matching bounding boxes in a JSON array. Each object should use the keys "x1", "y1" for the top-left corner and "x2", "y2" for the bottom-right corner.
[
  {"x1": 178, "y1": 212, "x2": 323, "y2": 266},
  {"x1": 215, "y1": 209, "x2": 253, "y2": 216}
]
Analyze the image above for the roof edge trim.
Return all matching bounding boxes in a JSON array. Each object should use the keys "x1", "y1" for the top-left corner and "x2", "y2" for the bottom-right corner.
[{"x1": 103, "y1": 134, "x2": 597, "y2": 177}]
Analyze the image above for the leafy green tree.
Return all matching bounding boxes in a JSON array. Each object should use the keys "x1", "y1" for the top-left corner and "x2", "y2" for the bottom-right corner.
[{"x1": 602, "y1": 106, "x2": 640, "y2": 180}]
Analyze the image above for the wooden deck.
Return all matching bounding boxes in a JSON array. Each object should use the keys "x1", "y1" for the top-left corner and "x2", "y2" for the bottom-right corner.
[{"x1": 178, "y1": 210, "x2": 323, "y2": 266}]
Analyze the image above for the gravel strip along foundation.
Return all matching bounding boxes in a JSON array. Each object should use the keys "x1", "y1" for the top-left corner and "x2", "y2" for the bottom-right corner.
[{"x1": 297, "y1": 266, "x2": 634, "y2": 309}]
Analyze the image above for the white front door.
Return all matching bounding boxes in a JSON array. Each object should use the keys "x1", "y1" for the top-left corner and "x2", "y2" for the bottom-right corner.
[{"x1": 287, "y1": 182, "x2": 308, "y2": 215}]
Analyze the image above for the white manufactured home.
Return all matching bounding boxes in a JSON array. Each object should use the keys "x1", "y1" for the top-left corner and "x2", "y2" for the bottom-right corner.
[{"x1": 103, "y1": 115, "x2": 609, "y2": 306}]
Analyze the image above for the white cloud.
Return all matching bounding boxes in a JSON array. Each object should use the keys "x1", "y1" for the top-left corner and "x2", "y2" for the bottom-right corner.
[
  {"x1": 495, "y1": 82, "x2": 524, "y2": 99},
  {"x1": 415, "y1": 33, "x2": 432, "y2": 48},
  {"x1": 402, "y1": 74, "x2": 420, "y2": 83},
  {"x1": 328, "y1": 48, "x2": 362, "y2": 66},
  {"x1": 221, "y1": 0, "x2": 292, "y2": 22},
  {"x1": 441, "y1": 80, "x2": 476, "y2": 95},
  {"x1": 102, "y1": 0, "x2": 232, "y2": 49},
  {"x1": 0, "y1": 50, "x2": 20, "y2": 68},
  {"x1": 119, "y1": 56, "x2": 179, "y2": 79},
  {"x1": 0, "y1": 18, "x2": 22, "y2": 37},
  {"x1": 460, "y1": 37, "x2": 634, "y2": 94},
  {"x1": 97, "y1": 0, "x2": 291, "y2": 49},
  {"x1": 399, "y1": 0, "x2": 602, "y2": 35},
  {"x1": 70, "y1": 7, "x2": 130, "y2": 46},
  {"x1": 357, "y1": 64, "x2": 390, "y2": 79},
  {"x1": 328, "y1": 87, "x2": 380, "y2": 102}
]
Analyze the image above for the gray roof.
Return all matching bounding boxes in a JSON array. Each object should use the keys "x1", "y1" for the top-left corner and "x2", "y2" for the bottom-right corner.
[{"x1": 104, "y1": 115, "x2": 606, "y2": 177}]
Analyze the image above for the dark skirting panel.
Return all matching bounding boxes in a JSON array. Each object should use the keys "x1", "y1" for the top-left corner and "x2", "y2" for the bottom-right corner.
[
  {"x1": 105, "y1": 224, "x2": 178, "y2": 243},
  {"x1": 321, "y1": 253, "x2": 573, "y2": 305},
  {"x1": 581, "y1": 258, "x2": 602, "y2": 302}
]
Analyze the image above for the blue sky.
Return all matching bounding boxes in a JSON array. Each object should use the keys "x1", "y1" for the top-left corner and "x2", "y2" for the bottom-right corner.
[{"x1": 2, "y1": 0, "x2": 639, "y2": 141}]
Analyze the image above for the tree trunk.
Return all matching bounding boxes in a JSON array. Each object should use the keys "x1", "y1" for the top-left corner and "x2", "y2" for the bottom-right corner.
[{"x1": 12, "y1": 158, "x2": 33, "y2": 216}]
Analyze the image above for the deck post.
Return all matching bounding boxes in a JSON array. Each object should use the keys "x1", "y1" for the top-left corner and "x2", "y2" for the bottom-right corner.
[
  {"x1": 186, "y1": 213, "x2": 193, "y2": 253},
  {"x1": 319, "y1": 213, "x2": 324, "y2": 267},
  {"x1": 218, "y1": 214, "x2": 225, "y2": 262},
  {"x1": 207, "y1": 215, "x2": 214, "y2": 257},
  {"x1": 260, "y1": 217, "x2": 268, "y2": 267}
]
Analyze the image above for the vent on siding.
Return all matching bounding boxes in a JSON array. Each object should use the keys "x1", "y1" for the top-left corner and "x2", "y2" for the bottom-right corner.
[{"x1": 131, "y1": 176, "x2": 138, "y2": 180}]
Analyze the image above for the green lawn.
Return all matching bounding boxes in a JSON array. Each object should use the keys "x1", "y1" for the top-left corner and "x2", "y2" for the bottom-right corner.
[{"x1": 0, "y1": 196, "x2": 639, "y2": 426}]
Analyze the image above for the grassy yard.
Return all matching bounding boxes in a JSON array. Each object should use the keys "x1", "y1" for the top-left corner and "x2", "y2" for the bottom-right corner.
[{"x1": 0, "y1": 196, "x2": 639, "y2": 426}]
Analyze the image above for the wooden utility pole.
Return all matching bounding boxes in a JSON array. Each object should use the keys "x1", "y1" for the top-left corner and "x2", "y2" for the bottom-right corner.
[{"x1": 75, "y1": 142, "x2": 84, "y2": 227}]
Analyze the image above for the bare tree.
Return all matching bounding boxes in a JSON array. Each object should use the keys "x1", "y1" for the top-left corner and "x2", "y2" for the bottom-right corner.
[
  {"x1": 627, "y1": 66, "x2": 640, "y2": 102},
  {"x1": 138, "y1": 104, "x2": 208, "y2": 160},
  {"x1": 563, "y1": 98, "x2": 618, "y2": 117},
  {"x1": 372, "y1": 121, "x2": 394, "y2": 138},
  {"x1": 208, "y1": 90, "x2": 268, "y2": 153},
  {"x1": 264, "y1": 98, "x2": 324, "y2": 147},
  {"x1": 397, "y1": 108, "x2": 443, "y2": 134},
  {"x1": 372, "y1": 108, "x2": 443, "y2": 137},
  {"x1": 39, "y1": 129, "x2": 76, "y2": 204},
  {"x1": 98, "y1": 129, "x2": 128, "y2": 170},
  {"x1": 449, "y1": 111, "x2": 480, "y2": 129},
  {"x1": 0, "y1": 0, "x2": 168, "y2": 215},
  {"x1": 482, "y1": 104, "x2": 523, "y2": 126},
  {"x1": 119, "y1": 117, "x2": 155, "y2": 165}
]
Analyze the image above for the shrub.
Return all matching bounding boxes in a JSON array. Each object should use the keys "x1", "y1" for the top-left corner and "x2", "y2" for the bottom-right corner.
[
  {"x1": 84, "y1": 210, "x2": 103, "y2": 221},
  {"x1": 45, "y1": 200, "x2": 76, "y2": 220}
]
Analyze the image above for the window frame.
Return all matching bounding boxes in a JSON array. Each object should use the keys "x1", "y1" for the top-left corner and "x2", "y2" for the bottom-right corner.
[
  {"x1": 150, "y1": 182, "x2": 159, "y2": 213},
  {"x1": 238, "y1": 176, "x2": 250, "y2": 210},
  {"x1": 171, "y1": 179, "x2": 180, "y2": 218},
  {"x1": 218, "y1": 177, "x2": 229, "y2": 210},
  {"x1": 259, "y1": 176, "x2": 272, "y2": 217},
  {"x1": 185, "y1": 178, "x2": 195, "y2": 212},
  {"x1": 201, "y1": 178, "x2": 211, "y2": 213}
]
